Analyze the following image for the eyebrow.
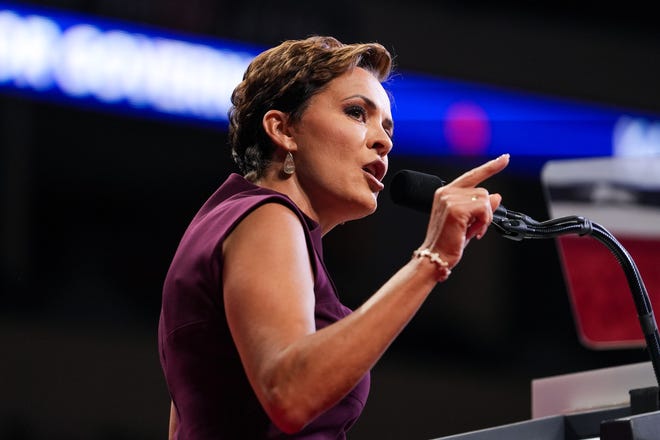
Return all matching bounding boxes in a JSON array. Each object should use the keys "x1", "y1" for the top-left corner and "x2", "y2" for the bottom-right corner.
[{"x1": 343, "y1": 94, "x2": 394, "y2": 134}]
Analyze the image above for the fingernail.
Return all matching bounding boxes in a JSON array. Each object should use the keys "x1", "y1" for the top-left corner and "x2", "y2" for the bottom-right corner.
[{"x1": 490, "y1": 153, "x2": 509, "y2": 163}]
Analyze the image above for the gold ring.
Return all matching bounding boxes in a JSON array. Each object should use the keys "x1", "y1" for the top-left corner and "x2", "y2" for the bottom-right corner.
[{"x1": 471, "y1": 195, "x2": 478, "y2": 201}]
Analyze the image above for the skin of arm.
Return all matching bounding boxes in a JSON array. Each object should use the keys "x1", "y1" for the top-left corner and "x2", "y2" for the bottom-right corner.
[
  {"x1": 222, "y1": 202, "x2": 440, "y2": 434},
  {"x1": 221, "y1": 154, "x2": 509, "y2": 434},
  {"x1": 168, "y1": 401, "x2": 177, "y2": 440}
]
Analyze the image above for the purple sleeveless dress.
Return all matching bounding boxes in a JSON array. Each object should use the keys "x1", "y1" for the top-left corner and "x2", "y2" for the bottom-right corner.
[{"x1": 158, "y1": 174, "x2": 370, "y2": 439}]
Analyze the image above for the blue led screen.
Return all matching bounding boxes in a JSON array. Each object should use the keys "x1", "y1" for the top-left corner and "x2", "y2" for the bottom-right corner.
[{"x1": 1, "y1": 2, "x2": 659, "y2": 158}]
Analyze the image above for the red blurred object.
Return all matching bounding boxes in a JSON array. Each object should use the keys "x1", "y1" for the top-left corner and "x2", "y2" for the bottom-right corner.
[
  {"x1": 557, "y1": 234, "x2": 660, "y2": 349},
  {"x1": 542, "y1": 157, "x2": 660, "y2": 349}
]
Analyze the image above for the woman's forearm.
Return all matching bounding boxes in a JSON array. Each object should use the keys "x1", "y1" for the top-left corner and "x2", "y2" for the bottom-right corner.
[{"x1": 258, "y1": 256, "x2": 439, "y2": 432}]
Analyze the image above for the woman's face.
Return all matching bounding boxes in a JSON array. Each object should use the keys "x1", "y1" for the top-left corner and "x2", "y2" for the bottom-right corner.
[{"x1": 289, "y1": 67, "x2": 393, "y2": 229}]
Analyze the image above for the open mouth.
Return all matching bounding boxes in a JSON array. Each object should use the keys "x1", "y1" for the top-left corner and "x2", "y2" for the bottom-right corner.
[{"x1": 362, "y1": 160, "x2": 386, "y2": 182}]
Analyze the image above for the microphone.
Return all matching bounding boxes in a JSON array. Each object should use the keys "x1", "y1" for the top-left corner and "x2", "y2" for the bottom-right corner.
[
  {"x1": 390, "y1": 169, "x2": 445, "y2": 213},
  {"x1": 389, "y1": 169, "x2": 540, "y2": 240}
]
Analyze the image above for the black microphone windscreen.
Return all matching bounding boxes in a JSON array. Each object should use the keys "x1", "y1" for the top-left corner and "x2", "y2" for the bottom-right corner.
[{"x1": 389, "y1": 170, "x2": 446, "y2": 213}]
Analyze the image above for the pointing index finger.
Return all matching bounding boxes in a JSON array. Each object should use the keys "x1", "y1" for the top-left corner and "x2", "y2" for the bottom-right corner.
[{"x1": 449, "y1": 154, "x2": 510, "y2": 188}]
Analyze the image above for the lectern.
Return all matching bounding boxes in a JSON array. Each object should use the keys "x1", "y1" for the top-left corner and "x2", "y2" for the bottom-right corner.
[
  {"x1": 432, "y1": 408, "x2": 660, "y2": 440},
  {"x1": 433, "y1": 362, "x2": 660, "y2": 440}
]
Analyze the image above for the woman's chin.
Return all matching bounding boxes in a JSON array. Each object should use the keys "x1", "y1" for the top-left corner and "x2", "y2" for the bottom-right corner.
[{"x1": 346, "y1": 194, "x2": 379, "y2": 220}]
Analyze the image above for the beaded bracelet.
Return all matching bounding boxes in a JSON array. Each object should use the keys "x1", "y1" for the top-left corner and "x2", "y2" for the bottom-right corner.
[{"x1": 412, "y1": 248, "x2": 452, "y2": 282}]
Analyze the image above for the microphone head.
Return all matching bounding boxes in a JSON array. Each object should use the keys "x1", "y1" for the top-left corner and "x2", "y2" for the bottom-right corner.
[{"x1": 389, "y1": 169, "x2": 446, "y2": 213}]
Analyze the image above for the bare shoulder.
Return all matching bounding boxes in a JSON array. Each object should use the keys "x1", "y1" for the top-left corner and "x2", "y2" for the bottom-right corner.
[
  {"x1": 222, "y1": 201, "x2": 315, "y2": 317},
  {"x1": 223, "y1": 201, "x2": 307, "y2": 258},
  {"x1": 222, "y1": 201, "x2": 317, "y2": 363}
]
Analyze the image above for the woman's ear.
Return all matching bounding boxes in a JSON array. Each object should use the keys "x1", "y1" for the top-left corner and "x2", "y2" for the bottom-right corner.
[{"x1": 262, "y1": 110, "x2": 297, "y2": 152}]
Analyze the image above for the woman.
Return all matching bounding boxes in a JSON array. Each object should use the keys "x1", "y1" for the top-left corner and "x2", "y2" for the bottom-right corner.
[{"x1": 158, "y1": 36, "x2": 509, "y2": 439}]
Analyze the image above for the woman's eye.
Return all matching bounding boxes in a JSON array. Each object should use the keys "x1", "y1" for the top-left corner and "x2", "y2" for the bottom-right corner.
[{"x1": 345, "y1": 105, "x2": 366, "y2": 121}]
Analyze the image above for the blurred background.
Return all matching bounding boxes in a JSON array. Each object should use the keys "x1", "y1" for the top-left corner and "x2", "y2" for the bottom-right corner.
[{"x1": 1, "y1": 0, "x2": 659, "y2": 438}]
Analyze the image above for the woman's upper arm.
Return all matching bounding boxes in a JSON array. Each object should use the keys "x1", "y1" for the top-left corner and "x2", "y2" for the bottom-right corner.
[
  {"x1": 168, "y1": 401, "x2": 177, "y2": 440},
  {"x1": 221, "y1": 202, "x2": 316, "y2": 402}
]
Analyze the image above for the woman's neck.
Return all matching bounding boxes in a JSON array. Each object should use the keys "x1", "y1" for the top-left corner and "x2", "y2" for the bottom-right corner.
[{"x1": 253, "y1": 170, "x2": 338, "y2": 235}]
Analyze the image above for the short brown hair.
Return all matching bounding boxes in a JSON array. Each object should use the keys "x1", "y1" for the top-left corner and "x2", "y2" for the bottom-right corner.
[{"x1": 228, "y1": 36, "x2": 393, "y2": 181}]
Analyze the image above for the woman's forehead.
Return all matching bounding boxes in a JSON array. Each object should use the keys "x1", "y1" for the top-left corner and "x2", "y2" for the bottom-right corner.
[{"x1": 321, "y1": 68, "x2": 392, "y2": 111}]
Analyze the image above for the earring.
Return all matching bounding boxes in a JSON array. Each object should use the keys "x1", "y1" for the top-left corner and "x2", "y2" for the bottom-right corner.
[{"x1": 283, "y1": 151, "x2": 295, "y2": 175}]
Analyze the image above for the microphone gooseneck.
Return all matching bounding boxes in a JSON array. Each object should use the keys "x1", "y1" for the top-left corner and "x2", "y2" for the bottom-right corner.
[{"x1": 389, "y1": 168, "x2": 660, "y2": 387}]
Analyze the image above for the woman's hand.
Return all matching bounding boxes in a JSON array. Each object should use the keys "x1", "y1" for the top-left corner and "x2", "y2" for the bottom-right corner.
[{"x1": 419, "y1": 154, "x2": 509, "y2": 271}]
